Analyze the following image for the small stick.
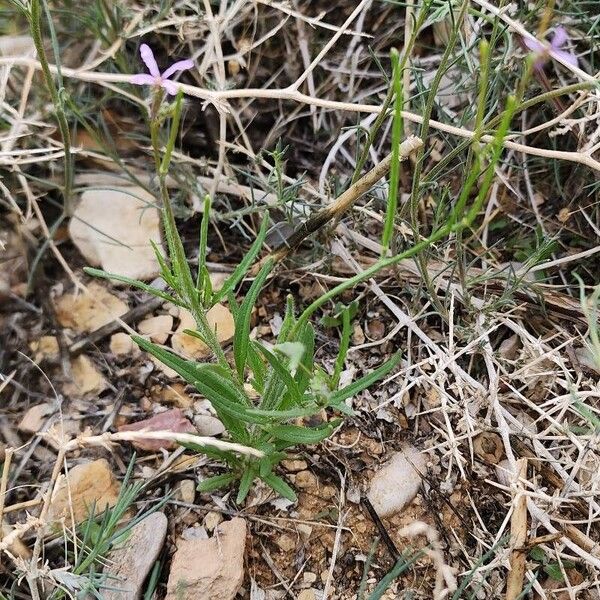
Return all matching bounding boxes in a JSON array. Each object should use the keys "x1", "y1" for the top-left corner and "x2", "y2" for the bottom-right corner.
[
  {"x1": 361, "y1": 495, "x2": 400, "y2": 561},
  {"x1": 0, "y1": 448, "x2": 14, "y2": 568},
  {"x1": 252, "y1": 135, "x2": 423, "y2": 274},
  {"x1": 506, "y1": 458, "x2": 528, "y2": 600}
]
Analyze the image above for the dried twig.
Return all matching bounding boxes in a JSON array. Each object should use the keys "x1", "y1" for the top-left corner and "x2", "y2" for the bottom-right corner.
[
  {"x1": 506, "y1": 458, "x2": 528, "y2": 600},
  {"x1": 252, "y1": 135, "x2": 422, "y2": 273}
]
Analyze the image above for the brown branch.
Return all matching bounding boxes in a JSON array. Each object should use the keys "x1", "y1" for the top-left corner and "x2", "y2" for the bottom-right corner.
[{"x1": 253, "y1": 135, "x2": 423, "y2": 274}]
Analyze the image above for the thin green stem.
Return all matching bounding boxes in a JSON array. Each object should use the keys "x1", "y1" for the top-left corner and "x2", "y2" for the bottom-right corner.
[
  {"x1": 381, "y1": 49, "x2": 403, "y2": 254},
  {"x1": 28, "y1": 0, "x2": 73, "y2": 215}
]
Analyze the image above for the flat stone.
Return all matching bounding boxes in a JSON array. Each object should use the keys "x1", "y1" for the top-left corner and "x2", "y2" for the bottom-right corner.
[
  {"x1": 367, "y1": 445, "x2": 427, "y2": 518},
  {"x1": 102, "y1": 512, "x2": 168, "y2": 600},
  {"x1": 165, "y1": 518, "x2": 246, "y2": 600},
  {"x1": 69, "y1": 186, "x2": 163, "y2": 281},
  {"x1": 47, "y1": 459, "x2": 121, "y2": 525},
  {"x1": 64, "y1": 355, "x2": 108, "y2": 396},
  {"x1": 137, "y1": 315, "x2": 173, "y2": 344},
  {"x1": 110, "y1": 333, "x2": 140, "y2": 357},
  {"x1": 118, "y1": 408, "x2": 196, "y2": 451},
  {"x1": 55, "y1": 282, "x2": 128, "y2": 333},
  {"x1": 18, "y1": 403, "x2": 53, "y2": 434}
]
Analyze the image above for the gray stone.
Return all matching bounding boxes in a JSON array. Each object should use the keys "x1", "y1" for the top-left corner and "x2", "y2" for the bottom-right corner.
[{"x1": 102, "y1": 512, "x2": 168, "y2": 599}]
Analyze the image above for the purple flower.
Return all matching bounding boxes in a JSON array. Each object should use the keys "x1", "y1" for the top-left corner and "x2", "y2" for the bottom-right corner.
[
  {"x1": 523, "y1": 27, "x2": 578, "y2": 69},
  {"x1": 130, "y1": 44, "x2": 194, "y2": 95}
]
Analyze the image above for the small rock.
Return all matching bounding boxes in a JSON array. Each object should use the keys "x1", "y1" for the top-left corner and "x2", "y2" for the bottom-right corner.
[
  {"x1": 110, "y1": 333, "x2": 139, "y2": 357},
  {"x1": 55, "y1": 282, "x2": 128, "y2": 333},
  {"x1": 194, "y1": 414, "x2": 225, "y2": 437},
  {"x1": 171, "y1": 304, "x2": 234, "y2": 360},
  {"x1": 165, "y1": 518, "x2": 246, "y2": 600},
  {"x1": 297, "y1": 524, "x2": 312, "y2": 542},
  {"x1": 150, "y1": 355, "x2": 179, "y2": 379},
  {"x1": 352, "y1": 323, "x2": 365, "y2": 345},
  {"x1": 177, "y1": 480, "x2": 196, "y2": 504},
  {"x1": 303, "y1": 572, "x2": 317, "y2": 584},
  {"x1": 69, "y1": 186, "x2": 163, "y2": 281},
  {"x1": 281, "y1": 459, "x2": 308, "y2": 473},
  {"x1": 276, "y1": 534, "x2": 296, "y2": 553},
  {"x1": 203, "y1": 511, "x2": 223, "y2": 532},
  {"x1": 137, "y1": 315, "x2": 173, "y2": 344},
  {"x1": 367, "y1": 445, "x2": 427, "y2": 518},
  {"x1": 18, "y1": 403, "x2": 53, "y2": 433},
  {"x1": 295, "y1": 470, "x2": 318, "y2": 491},
  {"x1": 297, "y1": 590, "x2": 317, "y2": 600},
  {"x1": 118, "y1": 408, "x2": 196, "y2": 451},
  {"x1": 102, "y1": 512, "x2": 168, "y2": 600},
  {"x1": 47, "y1": 459, "x2": 120, "y2": 524},
  {"x1": 64, "y1": 355, "x2": 108, "y2": 396},
  {"x1": 30, "y1": 336, "x2": 59, "y2": 362}
]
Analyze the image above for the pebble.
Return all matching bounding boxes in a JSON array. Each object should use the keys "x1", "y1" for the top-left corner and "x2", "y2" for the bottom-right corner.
[
  {"x1": 203, "y1": 511, "x2": 223, "y2": 532},
  {"x1": 47, "y1": 459, "x2": 121, "y2": 524},
  {"x1": 367, "y1": 445, "x2": 427, "y2": 518},
  {"x1": 276, "y1": 534, "x2": 296, "y2": 552}
]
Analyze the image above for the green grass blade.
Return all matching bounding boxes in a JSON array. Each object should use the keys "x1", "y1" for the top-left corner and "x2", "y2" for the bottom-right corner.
[{"x1": 233, "y1": 259, "x2": 274, "y2": 380}]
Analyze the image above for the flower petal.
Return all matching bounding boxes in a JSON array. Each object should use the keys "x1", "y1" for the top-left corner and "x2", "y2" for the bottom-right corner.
[
  {"x1": 551, "y1": 27, "x2": 569, "y2": 49},
  {"x1": 161, "y1": 79, "x2": 179, "y2": 95},
  {"x1": 130, "y1": 73, "x2": 155, "y2": 85},
  {"x1": 140, "y1": 43, "x2": 160, "y2": 77},
  {"x1": 551, "y1": 48, "x2": 578, "y2": 68},
  {"x1": 523, "y1": 36, "x2": 544, "y2": 53},
  {"x1": 162, "y1": 59, "x2": 195, "y2": 79}
]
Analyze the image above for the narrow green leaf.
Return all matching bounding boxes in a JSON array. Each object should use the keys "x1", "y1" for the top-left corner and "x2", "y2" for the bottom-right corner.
[
  {"x1": 197, "y1": 472, "x2": 237, "y2": 493},
  {"x1": 246, "y1": 342, "x2": 267, "y2": 393},
  {"x1": 233, "y1": 260, "x2": 274, "y2": 379},
  {"x1": 331, "y1": 353, "x2": 401, "y2": 405},
  {"x1": 269, "y1": 423, "x2": 335, "y2": 445},
  {"x1": 247, "y1": 405, "x2": 319, "y2": 419},
  {"x1": 278, "y1": 295, "x2": 297, "y2": 343},
  {"x1": 261, "y1": 473, "x2": 297, "y2": 501},
  {"x1": 296, "y1": 322, "x2": 315, "y2": 395},
  {"x1": 331, "y1": 306, "x2": 351, "y2": 389},
  {"x1": 254, "y1": 343, "x2": 303, "y2": 407},
  {"x1": 236, "y1": 468, "x2": 255, "y2": 504}
]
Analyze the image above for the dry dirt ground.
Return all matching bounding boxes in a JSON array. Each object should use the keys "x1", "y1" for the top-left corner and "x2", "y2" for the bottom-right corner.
[{"x1": 1, "y1": 1, "x2": 600, "y2": 599}]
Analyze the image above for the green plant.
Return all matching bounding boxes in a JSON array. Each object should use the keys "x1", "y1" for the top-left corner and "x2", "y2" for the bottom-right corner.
[{"x1": 87, "y1": 78, "x2": 399, "y2": 503}]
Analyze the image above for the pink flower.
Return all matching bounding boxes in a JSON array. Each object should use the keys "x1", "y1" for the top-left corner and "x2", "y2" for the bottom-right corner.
[
  {"x1": 523, "y1": 27, "x2": 578, "y2": 69},
  {"x1": 130, "y1": 44, "x2": 194, "y2": 95}
]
